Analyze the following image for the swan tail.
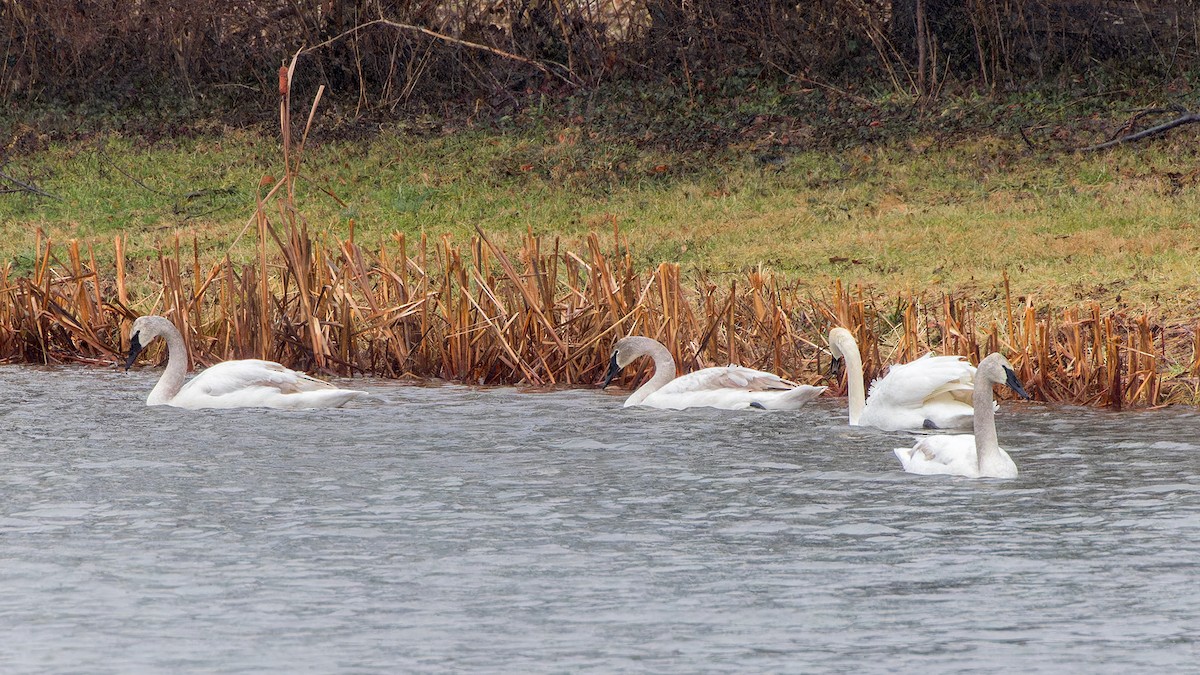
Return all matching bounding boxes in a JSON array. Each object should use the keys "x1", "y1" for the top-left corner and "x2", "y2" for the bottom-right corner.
[
  {"x1": 272, "y1": 388, "x2": 367, "y2": 409},
  {"x1": 894, "y1": 444, "x2": 943, "y2": 475},
  {"x1": 754, "y1": 385, "x2": 826, "y2": 410},
  {"x1": 281, "y1": 371, "x2": 342, "y2": 393}
]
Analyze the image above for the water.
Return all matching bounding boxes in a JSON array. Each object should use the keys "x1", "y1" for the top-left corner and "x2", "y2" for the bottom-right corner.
[{"x1": 2, "y1": 365, "x2": 1199, "y2": 673}]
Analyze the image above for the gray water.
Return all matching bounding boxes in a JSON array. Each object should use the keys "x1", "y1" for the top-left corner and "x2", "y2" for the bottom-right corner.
[{"x1": 1, "y1": 365, "x2": 1199, "y2": 674}]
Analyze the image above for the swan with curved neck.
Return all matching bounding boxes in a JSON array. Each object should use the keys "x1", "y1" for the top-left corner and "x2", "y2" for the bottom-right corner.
[
  {"x1": 828, "y1": 327, "x2": 980, "y2": 431},
  {"x1": 601, "y1": 336, "x2": 825, "y2": 410},
  {"x1": 893, "y1": 352, "x2": 1030, "y2": 478},
  {"x1": 125, "y1": 315, "x2": 366, "y2": 410}
]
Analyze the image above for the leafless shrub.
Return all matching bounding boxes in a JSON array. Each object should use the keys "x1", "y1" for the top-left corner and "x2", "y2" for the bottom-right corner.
[{"x1": 4, "y1": 1, "x2": 1197, "y2": 113}]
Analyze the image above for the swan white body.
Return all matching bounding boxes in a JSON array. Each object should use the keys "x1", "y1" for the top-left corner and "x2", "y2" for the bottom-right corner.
[
  {"x1": 894, "y1": 353, "x2": 1029, "y2": 479},
  {"x1": 603, "y1": 336, "x2": 825, "y2": 410},
  {"x1": 125, "y1": 315, "x2": 366, "y2": 410},
  {"x1": 828, "y1": 327, "x2": 982, "y2": 431}
]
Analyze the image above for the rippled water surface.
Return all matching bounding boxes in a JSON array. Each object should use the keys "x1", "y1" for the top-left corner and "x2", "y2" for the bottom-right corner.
[{"x1": 2, "y1": 365, "x2": 1200, "y2": 673}]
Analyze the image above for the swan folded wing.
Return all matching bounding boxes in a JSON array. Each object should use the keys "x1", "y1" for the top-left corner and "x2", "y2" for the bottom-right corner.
[
  {"x1": 924, "y1": 373, "x2": 999, "y2": 412},
  {"x1": 656, "y1": 366, "x2": 794, "y2": 396},
  {"x1": 897, "y1": 435, "x2": 981, "y2": 476},
  {"x1": 867, "y1": 354, "x2": 976, "y2": 408},
  {"x1": 917, "y1": 398, "x2": 976, "y2": 429},
  {"x1": 180, "y1": 360, "x2": 336, "y2": 398}
]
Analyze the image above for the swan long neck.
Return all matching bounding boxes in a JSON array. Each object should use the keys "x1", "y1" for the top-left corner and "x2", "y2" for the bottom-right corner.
[
  {"x1": 842, "y1": 343, "x2": 866, "y2": 425},
  {"x1": 626, "y1": 339, "x2": 677, "y2": 406},
  {"x1": 147, "y1": 321, "x2": 189, "y2": 405},
  {"x1": 972, "y1": 379, "x2": 1002, "y2": 472}
]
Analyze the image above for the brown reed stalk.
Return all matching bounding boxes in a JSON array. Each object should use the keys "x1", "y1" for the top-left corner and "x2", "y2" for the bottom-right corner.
[
  {"x1": 1190, "y1": 320, "x2": 1200, "y2": 391},
  {"x1": 4, "y1": 220, "x2": 1200, "y2": 410}
]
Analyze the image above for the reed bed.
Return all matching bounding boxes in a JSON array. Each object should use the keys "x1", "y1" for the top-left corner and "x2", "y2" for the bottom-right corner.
[
  {"x1": 2, "y1": 58, "x2": 1196, "y2": 409},
  {"x1": 1, "y1": 223, "x2": 1197, "y2": 409}
]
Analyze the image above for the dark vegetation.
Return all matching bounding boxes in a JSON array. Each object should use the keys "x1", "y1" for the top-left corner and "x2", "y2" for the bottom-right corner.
[{"x1": 3, "y1": 1, "x2": 1199, "y2": 145}]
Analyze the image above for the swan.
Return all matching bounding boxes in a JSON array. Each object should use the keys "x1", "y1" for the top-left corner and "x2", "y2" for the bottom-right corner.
[
  {"x1": 601, "y1": 336, "x2": 826, "y2": 410},
  {"x1": 124, "y1": 315, "x2": 366, "y2": 410},
  {"x1": 828, "y1": 327, "x2": 983, "y2": 431},
  {"x1": 893, "y1": 352, "x2": 1030, "y2": 478}
]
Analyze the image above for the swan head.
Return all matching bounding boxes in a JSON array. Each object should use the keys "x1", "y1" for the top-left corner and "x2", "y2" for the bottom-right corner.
[
  {"x1": 602, "y1": 337, "x2": 636, "y2": 388},
  {"x1": 602, "y1": 350, "x2": 621, "y2": 388},
  {"x1": 827, "y1": 327, "x2": 856, "y2": 360},
  {"x1": 602, "y1": 336, "x2": 661, "y2": 388},
  {"x1": 827, "y1": 327, "x2": 858, "y2": 378},
  {"x1": 978, "y1": 353, "x2": 1031, "y2": 400},
  {"x1": 125, "y1": 315, "x2": 172, "y2": 370}
]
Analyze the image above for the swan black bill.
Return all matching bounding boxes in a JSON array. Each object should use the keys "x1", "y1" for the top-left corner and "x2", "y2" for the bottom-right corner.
[
  {"x1": 830, "y1": 356, "x2": 844, "y2": 380},
  {"x1": 124, "y1": 334, "x2": 144, "y2": 371},
  {"x1": 601, "y1": 352, "x2": 621, "y2": 388},
  {"x1": 1004, "y1": 366, "x2": 1031, "y2": 400}
]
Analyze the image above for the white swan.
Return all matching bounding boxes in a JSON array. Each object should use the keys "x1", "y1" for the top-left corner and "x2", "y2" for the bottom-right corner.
[
  {"x1": 601, "y1": 336, "x2": 826, "y2": 410},
  {"x1": 124, "y1": 315, "x2": 366, "y2": 410},
  {"x1": 828, "y1": 327, "x2": 982, "y2": 431},
  {"x1": 894, "y1": 352, "x2": 1030, "y2": 478}
]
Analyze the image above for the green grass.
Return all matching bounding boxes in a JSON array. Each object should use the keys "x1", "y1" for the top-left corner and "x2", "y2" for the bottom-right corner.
[{"x1": 4, "y1": 102, "x2": 1200, "y2": 315}]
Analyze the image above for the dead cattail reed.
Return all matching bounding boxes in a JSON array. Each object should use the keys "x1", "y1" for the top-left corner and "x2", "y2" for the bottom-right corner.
[
  {"x1": 4, "y1": 218, "x2": 1200, "y2": 410},
  {"x1": 2, "y1": 62, "x2": 1198, "y2": 410}
]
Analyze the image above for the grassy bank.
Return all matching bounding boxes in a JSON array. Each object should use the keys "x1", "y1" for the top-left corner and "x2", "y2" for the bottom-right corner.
[
  {"x1": 3, "y1": 83, "x2": 1200, "y2": 407},
  {"x1": 4, "y1": 104, "x2": 1200, "y2": 313}
]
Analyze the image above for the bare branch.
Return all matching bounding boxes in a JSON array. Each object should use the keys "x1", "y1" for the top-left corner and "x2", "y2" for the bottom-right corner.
[
  {"x1": 0, "y1": 167, "x2": 60, "y2": 200},
  {"x1": 300, "y1": 18, "x2": 582, "y2": 87},
  {"x1": 1018, "y1": 126, "x2": 1036, "y2": 152},
  {"x1": 1101, "y1": 105, "x2": 1188, "y2": 144},
  {"x1": 96, "y1": 146, "x2": 172, "y2": 196},
  {"x1": 1081, "y1": 111, "x2": 1200, "y2": 152}
]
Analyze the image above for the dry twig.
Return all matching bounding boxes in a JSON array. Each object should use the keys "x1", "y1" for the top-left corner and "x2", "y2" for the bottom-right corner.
[
  {"x1": 0, "y1": 166, "x2": 59, "y2": 200},
  {"x1": 1081, "y1": 108, "x2": 1200, "y2": 151},
  {"x1": 300, "y1": 18, "x2": 581, "y2": 87}
]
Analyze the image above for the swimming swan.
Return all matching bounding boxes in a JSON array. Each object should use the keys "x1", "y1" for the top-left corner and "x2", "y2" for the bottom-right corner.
[
  {"x1": 828, "y1": 327, "x2": 982, "y2": 431},
  {"x1": 894, "y1": 352, "x2": 1030, "y2": 478},
  {"x1": 602, "y1": 336, "x2": 826, "y2": 410},
  {"x1": 124, "y1": 315, "x2": 366, "y2": 410}
]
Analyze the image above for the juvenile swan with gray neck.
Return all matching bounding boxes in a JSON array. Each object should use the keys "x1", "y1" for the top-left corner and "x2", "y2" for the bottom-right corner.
[
  {"x1": 893, "y1": 353, "x2": 1030, "y2": 478},
  {"x1": 125, "y1": 315, "x2": 366, "y2": 410},
  {"x1": 602, "y1": 336, "x2": 825, "y2": 410}
]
